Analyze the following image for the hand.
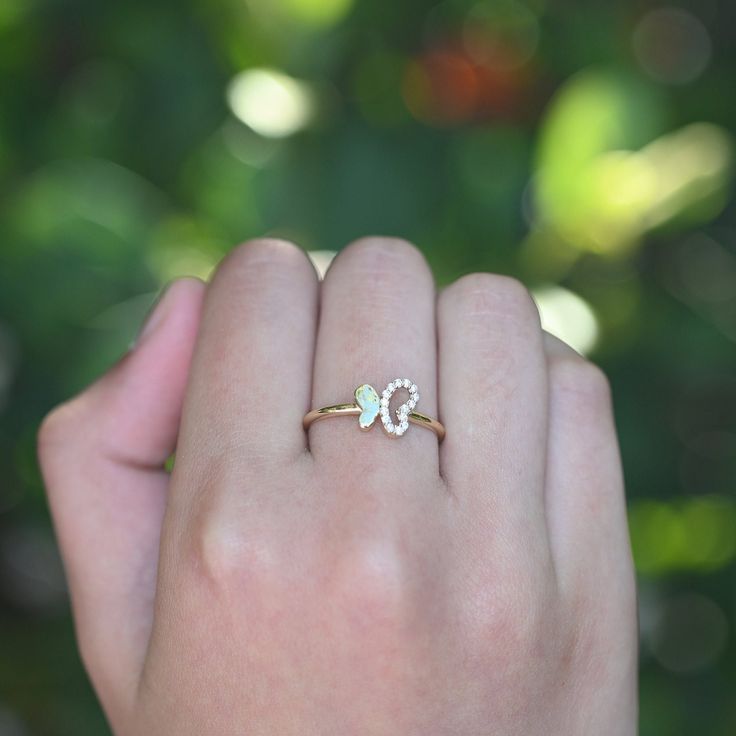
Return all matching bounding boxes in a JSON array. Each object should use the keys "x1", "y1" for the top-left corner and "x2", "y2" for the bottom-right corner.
[{"x1": 39, "y1": 238, "x2": 637, "y2": 735}]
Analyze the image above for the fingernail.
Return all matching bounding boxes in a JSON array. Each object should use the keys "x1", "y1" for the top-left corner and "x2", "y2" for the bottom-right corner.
[{"x1": 134, "y1": 283, "x2": 174, "y2": 347}]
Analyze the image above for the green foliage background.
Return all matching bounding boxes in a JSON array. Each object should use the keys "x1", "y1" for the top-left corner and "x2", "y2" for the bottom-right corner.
[{"x1": 1, "y1": 0, "x2": 735, "y2": 733}]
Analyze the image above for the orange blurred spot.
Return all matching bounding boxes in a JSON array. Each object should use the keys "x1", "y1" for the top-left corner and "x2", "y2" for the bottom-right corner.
[
  {"x1": 402, "y1": 45, "x2": 532, "y2": 126},
  {"x1": 403, "y1": 51, "x2": 479, "y2": 124}
]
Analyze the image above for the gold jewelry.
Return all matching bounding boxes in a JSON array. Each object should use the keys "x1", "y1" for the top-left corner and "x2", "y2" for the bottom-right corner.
[{"x1": 303, "y1": 378, "x2": 445, "y2": 442}]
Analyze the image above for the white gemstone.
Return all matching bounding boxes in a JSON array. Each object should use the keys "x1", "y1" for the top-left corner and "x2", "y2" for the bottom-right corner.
[
  {"x1": 380, "y1": 397, "x2": 389, "y2": 407},
  {"x1": 407, "y1": 399, "x2": 416, "y2": 409},
  {"x1": 382, "y1": 390, "x2": 391, "y2": 400},
  {"x1": 385, "y1": 422, "x2": 395, "y2": 432},
  {"x1": 380, "y1": 406, "x2": 389, "y2": 416},
  {"x1": 392, "y1": 379, "x2": 402, "y2": 389},
  {"x1": 402, "y1": 378, "x2": 411, "y2": 388},
  {"x1": 410, "y1": 384, "x2": 418, "y2": 394}
]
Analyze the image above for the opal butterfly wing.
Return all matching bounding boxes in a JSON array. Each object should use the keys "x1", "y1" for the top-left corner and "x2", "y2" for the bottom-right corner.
[{"x1": 354, "y1": 384, "x2": 381, "y2": 430}]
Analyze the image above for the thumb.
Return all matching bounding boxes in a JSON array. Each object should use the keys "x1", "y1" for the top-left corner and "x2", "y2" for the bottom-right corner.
[{"x1": 38, "y1": 277, "x2": 205, "y2": 724}]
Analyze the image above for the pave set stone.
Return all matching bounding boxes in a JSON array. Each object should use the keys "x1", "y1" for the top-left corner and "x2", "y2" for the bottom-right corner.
[{"x1": 379, "y1": 378, "x2": 419, "y2": 438}]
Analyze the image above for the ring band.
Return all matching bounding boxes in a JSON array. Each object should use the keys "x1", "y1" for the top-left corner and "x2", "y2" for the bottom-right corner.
[{"x1": 303, "y1": 378, "x2": 445, "y2": 442}]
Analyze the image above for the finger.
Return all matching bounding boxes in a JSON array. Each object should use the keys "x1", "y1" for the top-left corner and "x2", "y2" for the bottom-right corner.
[
  {"x1": 170, "y1": 240, "x2": 319, "y2": 498},
  {"x1": 309, "y1": 237, "x2": 439, "y2": 475},
  {"x1": 437, "y1": 274, "x2": 548, "y2": 540},
  {"x1": 542, "y1": 333, "x2": 634, "y2": 591},
  {"x1": 38, "y1": 278, "x2": 205, "y2": 720}
]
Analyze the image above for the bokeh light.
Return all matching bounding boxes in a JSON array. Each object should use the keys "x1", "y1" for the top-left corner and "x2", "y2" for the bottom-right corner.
[
  {"x1": 672, "y1": 233, "x2": 736, "y2": 305},
  {"x1": 534, "y1": 69, "x2": 732, "y2": 254},
  {"x1": 403, "y1": 51, "x2": 480, "y2": 125},
  {"x1": 247, "y1": 0, "x2": 353, "y2": 28},
  {"x1": 649, "y1": 593, "x2": 728, "y2": 674},
  {"x1": 0, "y1": 0, "x2": 26, "y2": 31},
  {"x1": 0, "y1": 706, "x2": 27, "y2": 736},
  {"x1": 227, "y1": 68, "x2": 316, "y2": 138},
  {"x1": 629, "y1": 496, "x2": 736, "y2": 575},
  {"x1": 462, "y1": 0, "x2": 540, "y2": 71},
  {"x1": 307, "y1": 250, "x2": 337, "y2": 279},
  {"x1": 633, "y1": 8, "x2": 712, "y2": 85},
  {"x1": 532, "y1": 285, "x2": 599, "y2": 355}
]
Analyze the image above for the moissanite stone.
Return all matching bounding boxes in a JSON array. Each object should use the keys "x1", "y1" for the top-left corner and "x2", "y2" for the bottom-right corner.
[{"x1": 379, "y1": 378, "x2": 419, "y2": 438}]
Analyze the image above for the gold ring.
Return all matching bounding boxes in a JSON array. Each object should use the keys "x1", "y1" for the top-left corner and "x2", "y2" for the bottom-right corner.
[{"x1": 303, "y1": 378, "x2": 445, "y2": 442}]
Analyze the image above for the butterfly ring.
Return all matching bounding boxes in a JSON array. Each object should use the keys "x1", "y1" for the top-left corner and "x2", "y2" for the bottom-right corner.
[{"x1": 303, "y1": 378, "x2": 445, "y2": 441}]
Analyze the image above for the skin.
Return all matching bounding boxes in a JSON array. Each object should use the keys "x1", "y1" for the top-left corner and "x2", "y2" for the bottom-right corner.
[{"x1": 38, "y1": 238, "x2": 638, "y2": 735}]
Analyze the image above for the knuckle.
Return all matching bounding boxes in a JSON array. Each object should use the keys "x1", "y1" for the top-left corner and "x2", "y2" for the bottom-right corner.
[
  {"x1": 212, "y1": 238, "x2": 316, "y2": 289},
  {"x1": 565, "y1": 577, "x2": 637, "y2": 679},
  {"x1": 467, "y1": 601, "x2": 537, "y2": 674},
  {"x1": 550, "y1": 357, "x2": 612, "y2": 412},
  {"x1": 328, "y1": 541, "x2": 408, "y2": 632},
  {"x1": 206, "y1": 238, "x2": 318, "y2": 326},
  {"x1": 186, "y1": 511, "x2": 411, "y2": 642},
  {"x1": 440, "y1": 275, "x2": 542, "y2": 398},
  {"x1": 332, "y1": 236, "x2": 432, "y2": 289},
  {"x1": 188, "y1": 508, "x2": 279, "y2": 598},
  {"x1": 37, "y1": 400, "x2": 85, "y2": 467},
  {"x1": 442, "y1": 273, "x2": 540, "y2": 327},
  {"x1": 37, "y1": 406, "x2": 66, "y2": 452},
  {"x1": 458, "y1": 558, "x2": 553, "y2": 666}
]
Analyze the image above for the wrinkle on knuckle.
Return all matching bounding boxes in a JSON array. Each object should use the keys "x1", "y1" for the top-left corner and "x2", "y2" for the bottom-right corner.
[
  {"x1": 37, "y1": 406, "x2": 68, "y2": 454},
  {"x1": 210, "y1": 238, "x2": 316, "y2": 301},
  {"x1": 440, "y1": 275, "x2": 541, "y2": 383},
  {"x1": 443, "y1": 273, "x2": 539, "y2": 327},
  {"x1": 550, "y1": 358, "x2": 612, "y2": 415},
  {"x1": 37, "y1": 398, "x2": 89, "y2": 469},
  {"x1": 331, "y1": 237, "x2": 432, "y2": 294}
]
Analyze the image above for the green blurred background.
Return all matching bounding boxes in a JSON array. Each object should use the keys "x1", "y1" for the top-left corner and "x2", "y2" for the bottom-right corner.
[{"x1": 1, "y1": 0, "x2": 735, "y2": 733}]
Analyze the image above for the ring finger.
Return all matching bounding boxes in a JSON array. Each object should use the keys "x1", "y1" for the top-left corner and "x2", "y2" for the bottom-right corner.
[{"x1": 309, "y1": 238, "x2": 440, "y2": 478}]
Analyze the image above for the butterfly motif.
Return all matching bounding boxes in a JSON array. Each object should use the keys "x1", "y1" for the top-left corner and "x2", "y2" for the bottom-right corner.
[
  {"x1": 354, "y1": 384, "x2": 381, "y2": 430},
  {"x1": 354, "y1": 379, "x2": 419, "y2": 437}
]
